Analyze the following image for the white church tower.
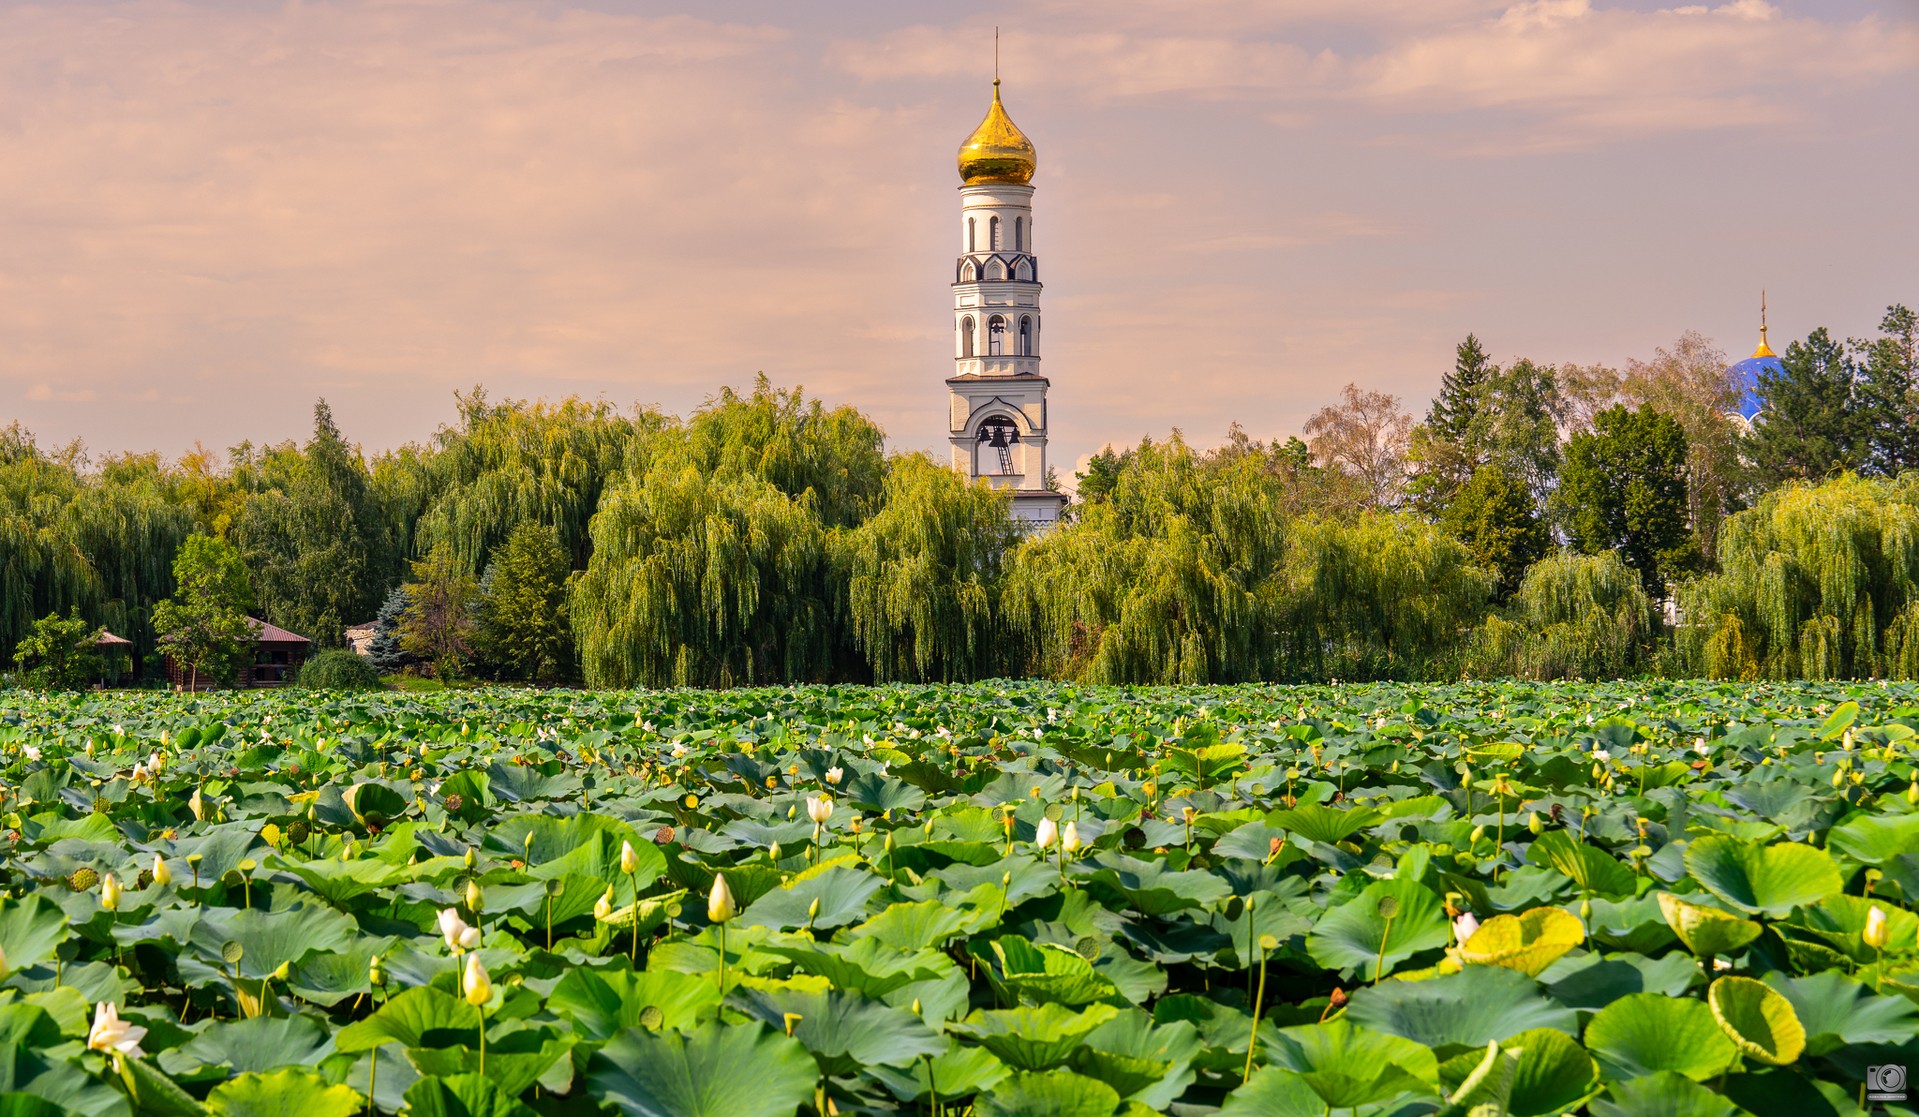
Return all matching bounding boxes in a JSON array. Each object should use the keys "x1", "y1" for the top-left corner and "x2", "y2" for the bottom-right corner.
[{"x1": 947, "y1": 78, "x2": 1066, "y2": 529}]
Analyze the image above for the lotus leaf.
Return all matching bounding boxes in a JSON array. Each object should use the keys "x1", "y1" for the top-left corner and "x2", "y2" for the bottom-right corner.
[
  {"x1": 1683, "y1": 835, "x2": 1841, "y2": 917},
  {"x1": 1305, "y1": 876, "x2": 1450, "y2": 981},
  {"x1": 1583, "y1": 992, "x2": 1736, "y2": 1081},
  {"x1": 1705, "y1": 975, "x2": 1804, "y2": 1065},
  {"x1": 1456, "y1": 906, "x2": 1585, "y2": 976},
  {"x1": 1656, "y1": 891, "x2": 1762, "y2": 958}
]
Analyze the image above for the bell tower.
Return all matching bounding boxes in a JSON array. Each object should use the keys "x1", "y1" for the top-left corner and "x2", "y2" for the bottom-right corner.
[{"x1": 947, "y1": 74, "x2": 1066, "y2": 529}]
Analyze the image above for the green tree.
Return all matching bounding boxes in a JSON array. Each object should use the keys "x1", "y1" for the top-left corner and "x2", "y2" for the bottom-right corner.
[
  {"x1": 229, "y1": 400, "x2": 395, "y2": 645},
  {"x1": 399, "y1": 544, "x2": 481, "y2": 680},
  {"x1": 365, "y1": 586, "x2": 415, "y2": 673},
  {"x1": 1558, "y1": 405, "x2": 1696, "y2": 600},
  {"x1": 1439, "y1": 464, "x2": 1548, "y2": 600},
  {"x1": 151, "y1": 534, "x2": 255, "y2": 690},
  {"x1": 1467, "y1": 552, "x2": 1654, "y2": 680},
  {"x1": 1857, "y1": 305, "x2": 1919, "y2": 477},
  {"x1": 1620, "y1": 331, "x2": 1746, "y2": 560},
  {"x1": 11, "y1": 607, "x2": 102, "y2": 689},
  {"x1": 476, "y1": 522, "x2": 575, "y2": 683},
  {"x1": 1469, "y1": 357, "x2": 1564, "y2": 504},
  {"x1": 1407, "y1": 335, "x2": 1497, "y2": 511},
  {"x1": 837, "y1": 454, "x2": 1018, "y2": 682},
  {"x1": 1678, "y1": 473, "x2": 1919, "y2": 680},
  {"x1": 1749, "y1": 326, "x2": 1862, "y2": 486}
]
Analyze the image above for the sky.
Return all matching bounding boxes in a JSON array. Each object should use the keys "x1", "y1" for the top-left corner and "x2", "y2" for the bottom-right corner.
[{"x1": 1, "y1": 0, "x2": 1915, "y2": 476}]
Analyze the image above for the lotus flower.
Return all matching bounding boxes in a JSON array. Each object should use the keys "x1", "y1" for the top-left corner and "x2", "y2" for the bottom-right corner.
[
  {"x1": 708, "y1": 873, "x2": 737, "y2": 923},
  {"x1": 1034, "y1": 817, "x2": 1058, "y2": 851},
  {"x1": 807, "y1": 795, "x2": 834, "y2": 825},
  {"x1": 1062, "y1": 821, "x2": 1081, "y2": 854},
  {"x1": 439, "y1": 907, "x2": 481, "y2": 952},
  {"x1": 22, "y1": 745, "x2": 41, "y2": 761},
  {"x1": 825, "y1": 766, "x2": 844, "y2": 785},
  {"x1": 1453, "y1": 912, "x2": 1481, "y2": 944},
  {"x1": 1866, "y1": 905, "x2": 1890, "y2": 949},
  {"x1": 88, "y1": 1002, "x2": 146, "y2": 1057},
  {"x1": 462, "y1": 954, "x2": 491, "y2": 1006},
  {"x1": 620, "y1": 840, "x2": 640, "y2": 875},
  {"x1": 151, "y1": 854, "x2": 171, "y2": 886},
  {"x1": 100, "y1": 872, "x2": 122, "y2": 912},
  {"x1": 594, "y1": 885, "x2": 615, "y2": 921}
]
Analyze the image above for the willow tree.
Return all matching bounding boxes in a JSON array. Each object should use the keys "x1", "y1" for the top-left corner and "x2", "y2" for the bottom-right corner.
[
  {"x1": 683, "y1": 376, "x2": 886, "y2": 530},
  {"x1": 1467, "y1": 552, "x2": 1654, "y2": 680},
  {"x1": 1678, "y1": 473, "x2": 1919, "y2": 679},
  {"x1": 1002, "y1": 439, "x2": 1291, "y2": 683},
  {"x1": 1280, "y1": 513, "x2": 1493, "y2": 681},
  {"x1": 571, "y1": 462, "x2": 831, "y2": 688},
  {"x1": 399, "y1": 391, "x2": 659, "y2": 576},
  {"x1": 835, "y1": 454, "x2": 1017, "y2": 682}
]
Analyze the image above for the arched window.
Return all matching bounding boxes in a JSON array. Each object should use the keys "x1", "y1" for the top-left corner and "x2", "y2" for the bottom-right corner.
[
  {"x1": 1015, "y1": 217, "x2": 1024, "y2": 251},
  {"x1": 967, "y1": 218, "x2": 975, "y2": 253},
  {"x1": 1019, "y1": 316, "x2": 1033, "y2": 356},
  {"x1": 961, "y1": 316, "x2": 975, "y2": 358},
  {"x1": 989, "y1": 216, "x2": 1001, "y2": 250},
  {"x1": 988, "y1": 315, "x2": 1006, "y2": 356}
]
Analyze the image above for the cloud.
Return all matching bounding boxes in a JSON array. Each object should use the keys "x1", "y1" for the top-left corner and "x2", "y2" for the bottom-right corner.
[{"x1": 25, "y1": 384, "x2": 97, "y2": 403}]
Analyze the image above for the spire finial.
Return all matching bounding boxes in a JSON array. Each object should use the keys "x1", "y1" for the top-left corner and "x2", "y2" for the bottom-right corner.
[
  {"x1": 994, "y1": 27, "x2": 1000, "y2": 88},
  {"x1": 1751, "y1": 289, "x2": 1777, "y2": 360}
]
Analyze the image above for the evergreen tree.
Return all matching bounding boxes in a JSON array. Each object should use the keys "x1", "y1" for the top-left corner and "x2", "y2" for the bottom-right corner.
[
  {"x1": 1439, "y1": 464, "x2": 1548, "y2": 601},
  {"x1": 1749, "y1": 327, "x2": 1862, "y2": 485},
  {"x1": 476, "y1": 522, "x2": 575, "y2": 683},
  {"x1": 1407, "y1": 335, "x2": 1498, "y2": 513},
  {"x1": 230, "y1": 400, "x2": 395, "y2": 645},
  {"x1": 1857, "y1": 305, "x2": 1919, "y2": 477},
  {"x1": 151, "y1": 534, "x2": 254, "y2": 690},
  {"x1": 1557, "y1": 405, "x2": 1695, "y2": 600},
  {"x1": 365, "y1": 586, "x2": 415, "y2": 673}
]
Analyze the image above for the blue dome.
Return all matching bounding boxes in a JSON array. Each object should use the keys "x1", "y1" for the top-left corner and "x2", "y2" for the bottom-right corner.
[{"x1": 1728, "y1": 354, "x2": 1779, "y2": 421}]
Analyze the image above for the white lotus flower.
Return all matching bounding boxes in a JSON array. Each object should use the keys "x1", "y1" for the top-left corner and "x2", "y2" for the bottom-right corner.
[
  {"x1": 22, "y1": 745, "x2": 40, "y2": 761},
  {"x1": 1693, "y1": 740, "x2": 1709, "y2": 756},
  {"x1": 438, "y1": 908, "x2": 480, "y2": 952},
  {"x1": 1453, "y1": 912, "x2": 1481, "y2": 944},
  {"x1": 1062, "y1": 821, "x2": 1081, "y2": 854},
  {"x1": 88, "y1": 1002, "x2": 146, "y2": 1057},
  {"x1": 807, "y1": 795, "x2": 834, "y2": 825},
  {"x1": 1034, "y1": 817, "x2": 1058, "y2": 851},
  {"x1": 1866, "y1": 905, "x2": 1890, "y2": 949},
  {"x1": 825, "y1": 766, "x2": 844, "y2": 785},
  {"x1": 1592, "y1": 749, "x2": 1612, "y2": 762}
]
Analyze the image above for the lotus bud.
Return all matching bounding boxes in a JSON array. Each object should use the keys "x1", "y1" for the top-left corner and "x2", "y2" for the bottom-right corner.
[
  {"x1": 1866, "y1": 905, "x2": 1890, "y2": 949},
  {"x1": 272, "y1": 960, "x2": 290, "y2": 981},
  {"x1": 620, "y1": 840, "x2": 641, "y2": 875},
  {"x1": 708, "y1": 873, "x2": 737, "y2": 923},
  {"x1": 594, "y1": 886, "x2": 615, "y2": 921},
  {"x1": 462, "y1": 954, "x2": 491, "y2": 1006},
  {"x1": 1833, "y1": 768, "x2": 1847, "y2": 789},
  {"x1": 1035, "y1": 817, "x2": 1058, "y2": 851},
  {"x1": 465, "y1": 879, "x2": 484, "y2": 913},
  {"x1": 189, "y1": 788, "x2": 205, "y2": 821},
  {"x1": 1062, "y1": 821, "x2": 1081, "y2": 854},
  {"x1": 769, "y1": 840, "x2": 782, "y2": 861},
  {"x1": 1908, "y1": 780, "x2": 1917, "y2": 805},
  {"x1": 1579, "y1": 899, "x2": 1593, "y2": 921},
  {"x1": 1527, "y1": 811, "x2": 1543, "y2": 835},
  {"x1": 368, "y1": 954, "x2": 384, "y2": 987},
  {"x1": 151, "y1": 854, "x2": 171, "y2": 886},
  {"x1": 100, "y1": 872, "x2": 122, "y2": 911},
  {"x1": 1453, "y1": 911, "x2": 1480, "y2": 943},
  {"x1": 464, "y1": 848, "x2": 477, "y2": 870},
  {"x1": 911, "y1": 998, "x2": 921, "y2": 1015},
  {"x1": 1470, "y1": 825, "x2": 1486, "y2": 842},
  {"x1": 807, "y1": 897, "x2": 821, "y2": 922}
]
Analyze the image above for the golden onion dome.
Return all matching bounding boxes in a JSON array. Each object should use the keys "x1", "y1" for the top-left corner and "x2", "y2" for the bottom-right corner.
[{"x1": 957, "y1": 80, "x2": 1036, "y2": 186}]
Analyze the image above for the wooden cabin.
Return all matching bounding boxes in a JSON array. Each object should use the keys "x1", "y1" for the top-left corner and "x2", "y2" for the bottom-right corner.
[{"x1": 164, "y1": 617, "x2": 311, "y2": 689}]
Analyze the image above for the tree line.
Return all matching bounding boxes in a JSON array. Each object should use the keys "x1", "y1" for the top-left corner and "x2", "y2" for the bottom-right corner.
[{"x1": 1, "y1": 303, "x2": 1913, "y2": 688}]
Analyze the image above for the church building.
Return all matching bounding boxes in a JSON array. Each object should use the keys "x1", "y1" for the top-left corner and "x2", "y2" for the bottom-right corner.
[{"x1": 946, "y1": 79, "x2": 1067, "y2": 529}]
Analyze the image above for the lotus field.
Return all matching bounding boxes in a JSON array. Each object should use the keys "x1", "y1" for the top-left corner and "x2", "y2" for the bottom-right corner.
[{"x1": 6, "y1": 681, "x2": 1919, "y2": 1116}]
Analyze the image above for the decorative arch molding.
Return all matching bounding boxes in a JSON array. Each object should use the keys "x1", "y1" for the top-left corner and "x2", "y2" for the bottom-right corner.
[{"x1": 961, "y1": 397, "x2": 1041, "y2": 438}]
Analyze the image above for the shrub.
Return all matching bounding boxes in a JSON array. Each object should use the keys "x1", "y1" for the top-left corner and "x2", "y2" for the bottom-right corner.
[{"x1": 295, "y1": 648, "x2": 384, "y2": 690}]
